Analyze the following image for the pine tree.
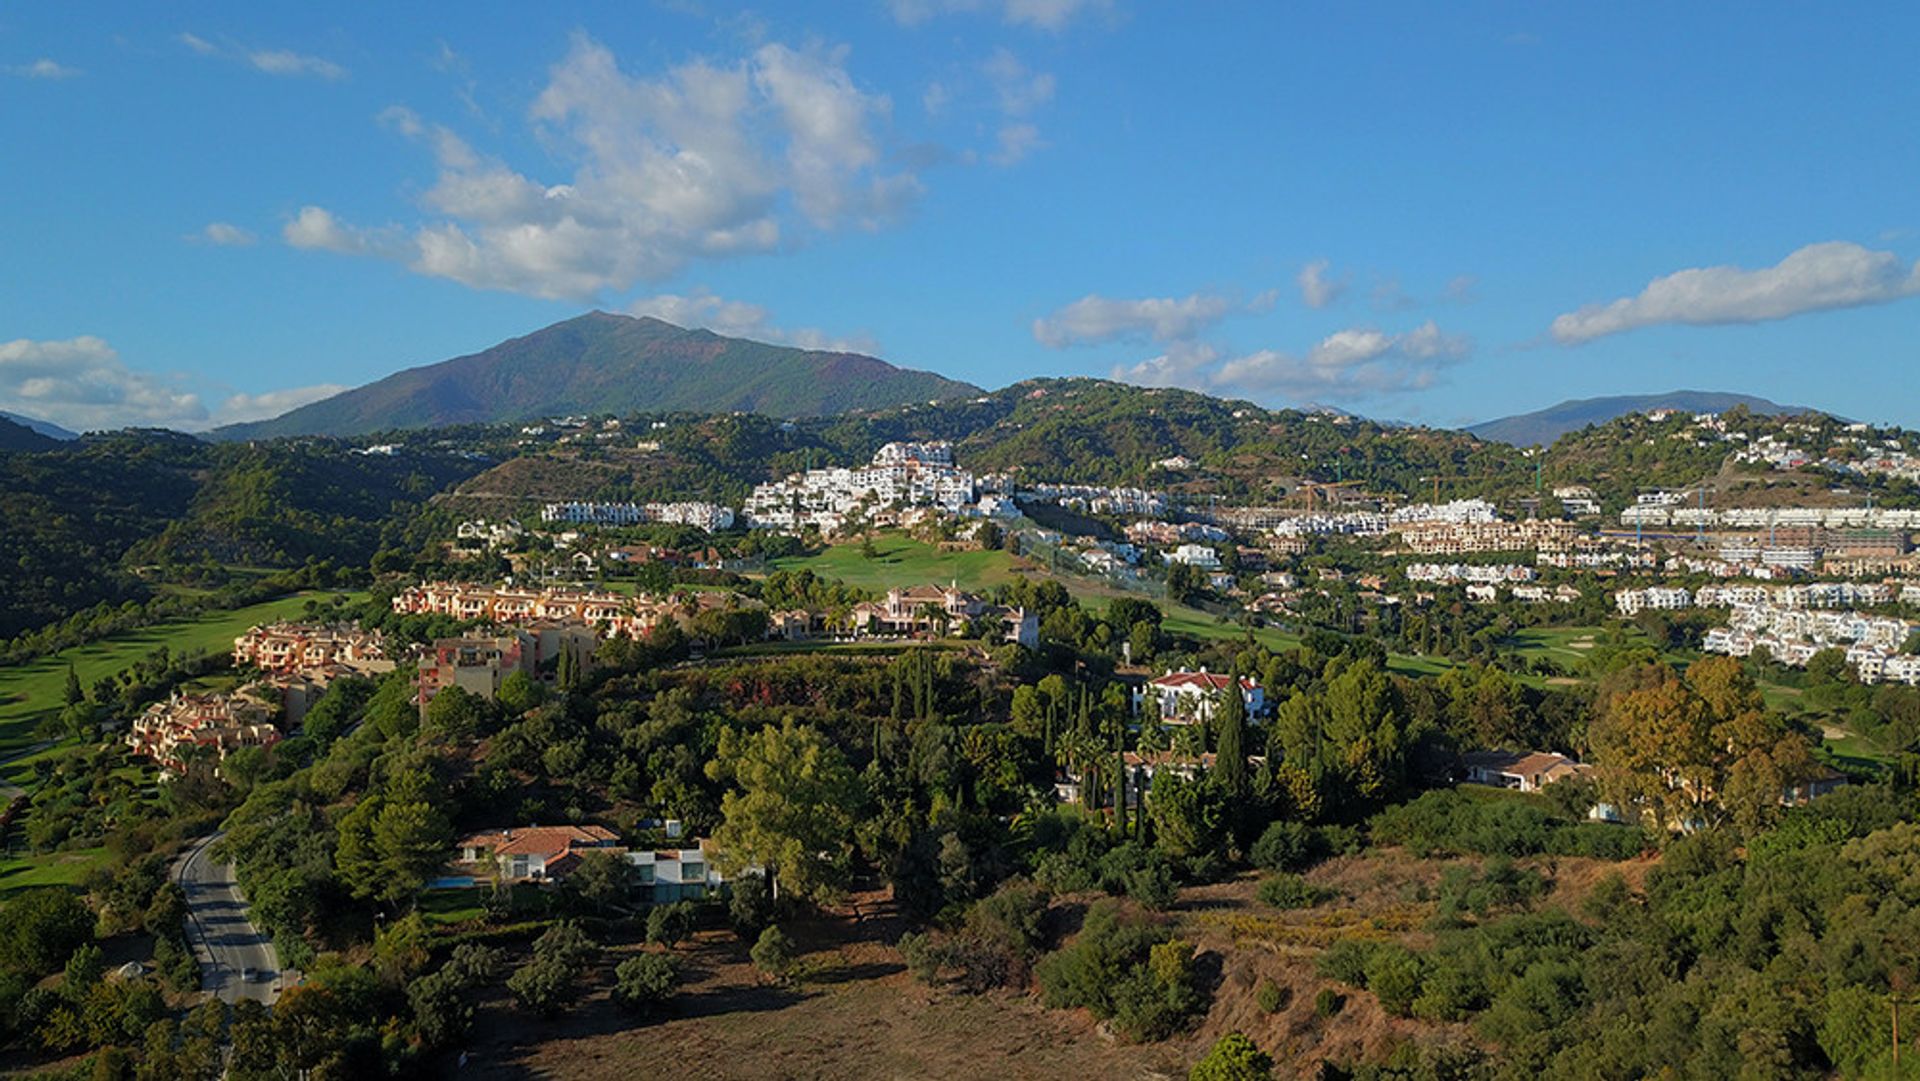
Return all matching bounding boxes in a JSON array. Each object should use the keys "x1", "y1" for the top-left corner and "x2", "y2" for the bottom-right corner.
[{"x1": 63, "y1": 664, "x2": 83, "y2": 707}]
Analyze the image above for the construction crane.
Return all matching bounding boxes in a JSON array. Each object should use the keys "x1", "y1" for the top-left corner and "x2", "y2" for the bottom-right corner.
[{"x1": 1294, "y1": 479, "x2": 1361, "y2": 510}]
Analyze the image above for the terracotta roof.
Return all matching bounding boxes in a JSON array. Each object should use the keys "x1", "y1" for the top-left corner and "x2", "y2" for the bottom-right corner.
[
  {"x1": 1151, "y1": 671, "x2": 1256, "y2": 692},
  {"x1": 1462, "y1": 749, "x2": 1578, "y2": 777},
  {"x1": 1122, "y1": 751, "x2": 1218, "y2": 769},
  {"x1": 458, "y1": 824, "x2": 619, "y2": 859}
]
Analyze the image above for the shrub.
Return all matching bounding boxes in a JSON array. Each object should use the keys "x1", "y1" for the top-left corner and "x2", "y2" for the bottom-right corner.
[
  {"x1": 1190, "y1": 1032, "x2": 1274, "y2": 1081},
  {"x1": 728, "y1": 873, "x2": 775, "y2": 938},
  {"x1": 1252, "y1": 821, "x2": 1325, "y2": 873},
  {"x1": 1256, "y1": 873, "x2": 1329, "y2": 910},
  {"x1": 1110, "y1": 939, "x2": 1204, "y2": 1041},
  {"x1": 612, "y1": 953, "x2": 678, "y2": 1016},
  {"x1": 645, "y1": 901, "x2": 697, "y2": 948},
  {"x1": 1317, "y1": 939, "x2": 1377, "y2": 987},
  {"x1": 1036, "y1": 900, "x2": 1170, "y2": 1019},
  {"x1": 1314, "y1": 988, "x2": 1345, "y2": 1017},
  {"x1": 751, "y1": 925, "x2": 795, "y2": 978},
  {"x1": 1363, "y1": 944, "x2": 1427, "y2": 1017},
  {"x1": 1255, "y1": 978, "x2": 1287, "y2": 1014},
  {"x1": 1433, "y1": 857, "x2": 1548, "y2": 923}
]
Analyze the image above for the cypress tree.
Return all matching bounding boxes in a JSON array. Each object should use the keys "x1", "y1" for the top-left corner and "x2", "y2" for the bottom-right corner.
[{"x1": 1216, "y1": 680, "x2": 1249, "y2": 798}]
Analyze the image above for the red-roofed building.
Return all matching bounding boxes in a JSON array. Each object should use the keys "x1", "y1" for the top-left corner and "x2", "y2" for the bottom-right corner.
[
  {"x1": 1134, "y1": 668, "x2": 1265, "y2": 724},
  {"x1": 1459, "y1": 749, "x2": 1591, "y2": 792},
  {"x1": 456, "y1": 825, "x2": 621, "y2": 881}
]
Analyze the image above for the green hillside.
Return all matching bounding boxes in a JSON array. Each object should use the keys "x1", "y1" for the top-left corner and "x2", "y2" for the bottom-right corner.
[{"x1": 215, "y1": 312, "x2": 982, "y2": 439}]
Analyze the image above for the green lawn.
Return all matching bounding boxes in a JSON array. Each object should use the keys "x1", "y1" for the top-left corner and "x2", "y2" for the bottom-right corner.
[
  {"x1": 771, "y1": 535, "x2": 1027, "y2": 594},
  {"x1": 1507, "y1": 625, "x2": 1610, "y2": 664},
  {"x1": 0, "y1": 591, "x2": 361, "y2": 763},
  {"x1": 0, "y1": 846, "x2": 111, "y2": 899}
]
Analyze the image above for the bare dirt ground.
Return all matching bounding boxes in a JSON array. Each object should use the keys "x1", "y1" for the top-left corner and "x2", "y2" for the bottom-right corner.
[
  {"x1": 457, "y1": 849, "x2": 1657, "y2": 1080},
  {"x1": 461, "y1": 890, "x2": 1190, "y2": 1081}
]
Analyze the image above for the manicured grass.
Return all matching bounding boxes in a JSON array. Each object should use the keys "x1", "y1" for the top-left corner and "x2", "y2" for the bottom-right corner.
[
  {"x1": 0, "y1": 591, "x2": 362, "y2": 762},
  {"x1": 1507, "y1": 625, "x2": 1610, "y2": 663},
  {"x1": 771, "y1": 535, "x2": 1027, "y2": 594},
  {"x1": 420, "y1": 887, "x2": 488, "y2": 926},
  {"x1": 0, "y1": 846, "x2": 110, "y2": 899}
]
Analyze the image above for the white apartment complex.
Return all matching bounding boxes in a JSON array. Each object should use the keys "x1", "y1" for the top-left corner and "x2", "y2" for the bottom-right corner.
[
  {"x1": 745, "y1": 442, "x2": 978, "y2": 534},
  {"x1": 540, "y1": 501, "x2": 736, "y2": 531}
]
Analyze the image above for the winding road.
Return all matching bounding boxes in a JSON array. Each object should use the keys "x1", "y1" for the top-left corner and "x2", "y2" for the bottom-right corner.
[{"x1": 174, "y1": 832, "x2": 283, "y2": 1004}]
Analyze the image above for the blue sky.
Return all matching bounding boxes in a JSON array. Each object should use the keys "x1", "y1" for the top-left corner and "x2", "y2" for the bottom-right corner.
[{"x1": 3, "y1": 2, "x2": 1918, "y2": 432}]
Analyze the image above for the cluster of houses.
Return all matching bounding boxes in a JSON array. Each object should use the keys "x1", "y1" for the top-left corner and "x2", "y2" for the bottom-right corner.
[
  {"x1": 126, "y1": 620, "x2": 405, "y2": 775},
  {"x1": 1617, "y1": 581, "x2": 1916, "y2": 616},
  {"x1": 1393, "y1": 517, "x2": 1580, "y2": 556},
  {"x1": 232, "y1": 621, "x2": 395, "y2": 724},
  {"x1": 1620, "y1": 503, "x2": 1920, "y2": 531},
  {"x1": 1405, "y1": 563, "x2": 1537, "y2": 585},
  {"x1": 1702, "y1": 605, "x2": 1918, "y2": 681},
  {"x1": 744, "y1": 442, "x2": 1000, "y2": 534},
  {"x1": 125, "y1": 691, "x2": 281, "y2": 775},
  {"x1": 1537, "y1": 537, "x2": 1656, "y2": 570},
  {"x1": 539, "y1": 501, "x2": 736, "y2": 532},
  {"x1": 1025, "y1": 482, "x2": 1170, "y2": 518}
]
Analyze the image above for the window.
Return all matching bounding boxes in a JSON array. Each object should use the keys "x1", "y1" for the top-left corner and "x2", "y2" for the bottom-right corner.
[
  {"x1": 636, "y1": 864, "x2": 655, "y2": 884},
  {"x1": 681, "y1": 862, "x2": 704, "y2": 881}
]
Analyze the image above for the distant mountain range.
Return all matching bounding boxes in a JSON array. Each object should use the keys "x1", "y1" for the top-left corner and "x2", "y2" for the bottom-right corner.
[
  {"x1": 0, "y1": 415, "x2": 62, "y2": 452},
  {"x1": 1467, "y1": 391, "x2": 1826, "y2": 446},
  {"x1": 0, "y1": 410, "x2": 78, "y2": 441},
  {"x1": 214, "y1": 312, "x2": 982, "y2": 440}
]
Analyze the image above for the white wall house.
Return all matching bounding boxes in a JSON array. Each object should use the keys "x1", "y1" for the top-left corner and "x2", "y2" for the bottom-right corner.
[{"x1": 1133, "y1": 669, "x2": 1264, "y2": 724}]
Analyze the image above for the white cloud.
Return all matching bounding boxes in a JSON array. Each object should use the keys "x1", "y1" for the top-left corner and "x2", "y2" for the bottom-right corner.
[
  {"x1": 982, "y1": 47, "x2": 1054, "y2": 115},
  {"x1": 888, "y1": 0, "x2": 1112, "y2": 31},
  {"x1": 195, "y1": 222, "x2": 256, "y2": 246},
  {"x1": 248, "y1": 49, "x2": 347, "y2": 80},
  {"x1": 1552, "y1": 241, "x2": 1920, "y2": 344},
  {"x1": 213, "y1": 384, "x2": 349, "y2": 425},
  {"x1": 991, "y1": 123, "x2": 1042, "y2": 166},
  {"x1": 283, "y1": 205, "x2": 391, "y2": 255},
  {"x1": 6, "y1": 58, "x2": 81, "y2": 79},
  {"x1": 177, "y1": 31, "x2": 346, "y2": 80},
  {"x1": 0, "y1": 337, "x2": 205, "y2": 431},
  {"x1": 627, "y1": 289, "x2": 880, "y2": 353},
  {"x1": 1296, "y1": 259, "x2": 1344, "y2": 309},
  {"x1": 1034, "y1": 292, "x2": 1240, "y2": 348},
  {"x1": 1114, "y1": 320, "x2": 1471, "y2": 403},
  {"x1": 288, "y1": 34, "x2": 919, "y2": 301},
  {"x1": 922, "y1": 80, "x2": 951, "y2": 116},
  {"x1": 0, "y1": 336, "x2": 357, "y2": 430}
]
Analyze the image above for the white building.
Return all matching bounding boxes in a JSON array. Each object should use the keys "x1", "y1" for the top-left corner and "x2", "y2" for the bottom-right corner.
[
  {"x1": 745, "y1": 442, "x2": 976, "y2": 533},
  {"x1": 1164, "y1": 543, "x2": 1222, "y2": 569},
  {"x1": 1134, "y1": 669, "x2": 1265, "y2": 724}
]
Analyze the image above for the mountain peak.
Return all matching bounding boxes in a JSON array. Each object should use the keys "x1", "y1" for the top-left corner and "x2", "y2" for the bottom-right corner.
[
  {"x1": 1468, "y1": 390, "x2": 1827, "y2": 446},
  {"x1": 213, "y1": 312, "x2": 980, "y2": 440}
]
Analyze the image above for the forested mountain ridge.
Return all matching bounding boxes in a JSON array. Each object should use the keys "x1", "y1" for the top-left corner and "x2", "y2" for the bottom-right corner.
[
  {"x1": 0, "y1": 432, "x2": 486, "y2": 637},
  {"x1": 212, "y1": 312, "x2": 982, "y2": 440},
  {"x1": 1470, "y1": 390, "x2": 1821, "y2": 446}
]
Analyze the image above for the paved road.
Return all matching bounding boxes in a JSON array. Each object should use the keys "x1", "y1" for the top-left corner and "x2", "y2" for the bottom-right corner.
[
  {"x1": 175, "y1": 832, "x2": 283, "y2": 1004},
  {"x1": 0, "y1": 740, "x2": 55, "y2": 802}
]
